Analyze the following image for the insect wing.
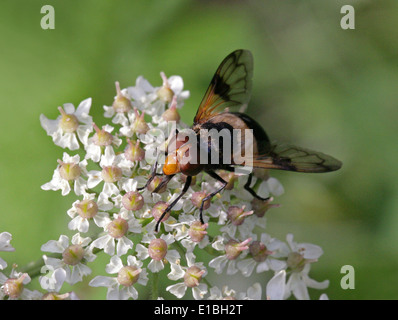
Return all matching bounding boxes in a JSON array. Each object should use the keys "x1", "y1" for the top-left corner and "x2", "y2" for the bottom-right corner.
[
  {"x1": 193, "y1": 50, "x2": 253, "y2": 125},
  {"x1": 245, "y1": 143, "x2": 342, "y2": 173}
]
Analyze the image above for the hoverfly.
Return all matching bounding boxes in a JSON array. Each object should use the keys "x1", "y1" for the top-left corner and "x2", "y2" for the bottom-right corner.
[{"x1": 139, "y1": 49, "x2": 342, "y2": 231}]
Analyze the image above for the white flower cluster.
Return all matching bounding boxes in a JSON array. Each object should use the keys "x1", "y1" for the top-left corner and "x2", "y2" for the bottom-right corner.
[{"x1": 0, "y1": 73, "x2": 329, "y2": 300}]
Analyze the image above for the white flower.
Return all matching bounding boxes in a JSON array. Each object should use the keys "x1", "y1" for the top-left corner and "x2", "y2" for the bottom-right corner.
[
  {"x1": 0, "y1": 232, "x2": 14, "y2": 252},
  {"x1": 285, "y1": 264, "x2": 329, "y2": 300},
  {"x1": 127, "y1": 73, "x2": 189, "y2": 118},
  {"x1": 166, "y1": 252, "x2": 207, "y2": 300},
  {"x1": 103, "y1": 82, "x2": 133, "y2": 126},
  {"x1": 158, "y1": 73, "x2": 190, "y2": 106},
  {"x1": 86, "y1": 147, "x2": 128, "y2": 198},
  {"x1": 208, "y1": 283, "x2": 262, "y2": 300},
  {"x1": 236, "y1": 233, "x2": 288, "y2": 277},
  {"x1": 220, "y1": 173, "x2": 254, "y2": 202},
  {"x1": 0, "y1": 269, "x2": 42, "y2": 300},
  {"x1": 41, "y1": 233, "x2": 95, "y2": 285},
  {"x1": 283, "y1": 234, "x2": 329, "y2": 300},
  {"x1": 39, "y1": 267, "x2": 67, "y2": 292},
  {"x1": 89, "y1": 255, "x2": 148, "y2": 300},
  {"x1": 176, "y1": 217, "x2": 210, "y2": 252},
  {"x1": 84, "y1": 124, "x2": 122, "y2": 162},
  {"x1": 127, "y1": 76, "x2": 159, "y2": 115},
  {"x1": 257, "y1": 177, "x2": 285, "y2": 198},
  {"x1": 181, "y1": 181, "x2": 227, "y2": 225},
  {"x1": 139, "y1": 127, "x2": 167, "y2": 165},
  {"x1": 41, "y1": 153, "x2": 87, "y2": 196},
  {"x1": 266, "y1": 270, "x2": 286, "y2": 300},
  {"x1": 135, "y1": 233, "x2": 180, "y2": 273},
  {"x1": 208, "y1": 235, "x2": 251, "y2": 275},
  {"x1": 89, "y1": 213, "x2": 141, "y2": 256},
  {"x1": 0, "y1": 232, "x2": 15, "y2": 270},
  {"x1": 40, "y1": 98, "x2": 93, "y2": 150},
  {"x1": 67, "y1": 193, "x2": 113, "y2": 233},
  {"x1": 285, "y1": 233, "x2": 324, "y2": 260},
  {"x1": 220, "y1": 205, "x2": 257, "y2": 239}
]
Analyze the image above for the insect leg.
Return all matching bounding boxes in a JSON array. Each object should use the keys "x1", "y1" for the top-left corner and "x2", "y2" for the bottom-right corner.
[
  {"x1": 137, "y1": 158, "x2": 160, "y2": 191},
  {"x1": 155, "y1": 175, "x2": 192, "y2": 232},
  {"x1": 244, "y1": 173, "x2": 270, "y2": 201},
  {"x1": 139, "y1": 128, "x2": 179, "y2": 192},
  {"x1": 152, "y1": 174, "x2": 175, "y2": 193},
  {"x1": 199, "y1": 171, "x2": 228, "y2": 224}
]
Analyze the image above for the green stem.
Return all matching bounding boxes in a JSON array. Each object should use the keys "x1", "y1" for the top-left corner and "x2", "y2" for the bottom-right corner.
[
  {"x1": 19, "y1": 252, "x2": 61, "y2": 278},
  {"x1": 171, "y1": 240, "x2": 187, "y2": 264}
]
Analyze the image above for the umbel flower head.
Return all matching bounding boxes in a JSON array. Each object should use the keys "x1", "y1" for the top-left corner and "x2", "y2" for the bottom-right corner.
[{"x1": 33, "y1": 72, "x2": 331, "y2": 300}]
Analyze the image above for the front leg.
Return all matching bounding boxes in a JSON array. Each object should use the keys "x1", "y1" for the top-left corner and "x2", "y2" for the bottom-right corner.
[
  {"x1": 152, "y1": 174, "x2": 174, "y2": 194},
  {"x1": 199, "y1": 171, "x2": 228, "y2": 224},
  {"x1": 137, "y1": 158, "x2": 159, "y2": 191},
  {"x1": 155, "y1": 175, "x2": 192, "y2": 232},
  {"x1": 244, "y1": 173, "x2": 270, "y2": 201}
]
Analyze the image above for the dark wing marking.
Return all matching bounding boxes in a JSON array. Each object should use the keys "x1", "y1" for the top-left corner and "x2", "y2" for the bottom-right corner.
[
  {"x1": 193, "y1": 50, "x2": 253, "y2": 125},
  {"x1": 242, "y1": 143, "x2": 342, "y2": 173}
]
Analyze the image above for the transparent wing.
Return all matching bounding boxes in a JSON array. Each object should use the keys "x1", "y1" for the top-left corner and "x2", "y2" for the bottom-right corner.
[
  {"x1": 241, "y1": 143, "x2": 342, "y2": 173},
  {"x1": 193, "y1": 50, "x2": 253, "y2": 125}
]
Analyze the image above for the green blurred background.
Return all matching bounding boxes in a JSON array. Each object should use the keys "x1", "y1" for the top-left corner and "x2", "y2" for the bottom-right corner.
[{"x1": 1, "y1": 0, "x2": 397, "y2": 299}]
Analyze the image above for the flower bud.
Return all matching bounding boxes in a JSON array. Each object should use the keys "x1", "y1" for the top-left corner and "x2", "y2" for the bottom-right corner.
[
  {"x1": 227, "y1": 206, "x2": 253, "y2": 226},
  {"x1": 188, "y1": 221, "x2": 208, "y2": 243},
  {"x1": 107, "y1": 217, "x2": 129, "y2": 239},
  {"x1": 132, "y1": 108, "x2": 149, "y2": 134},
  {"x1": 122, "y1": 191, "x2": 144, "y2": 211},
  {"x1": 124, "y1": 139, "x2": 145, "y2": 162},
  {"x1": 249, "y1": 241, "x2": 272, "y2": 262},
  {"x1": 225, "y1": 238, "x2": 251, "y2": 260},
  {"x1": 62, "y1": 244, "x2": 85, "y2": 266},
  {"x1": 101, "y1": 165, "x2": 122, "y2": 183},
  {"x1": 180, "y1": 174, "x2": 196, "y2": 185},
  {"x1": 157, "y1": 72, "x2": 174, "y2": 103},
  {"x1": 183, "y1": 266, "x2": 205, "y2": 288},
  {"x1": 151, "y1": 201, "x2": 170, "y2": 222},
  {"x1": 58, "y1": 106, "x2": 79, "y2": 133},
  {"x1": 117, "y1": 266, "x2": 141, "y2": 287},
  {"x1": 75, "y1": 199, "x2": 98, "y2": 219},
  {"x1": 58, "y1": 160, "x2": 81, "y2": 181},
  {"x1": 147, "y1": 176, "x2": 167, "y2": 194},
  {"x1": 112, "y1": 81, "x2": 132, "y2": 113},
  {"x1": 3, "y1": 273, "x2": 28, "y2": 299},
  {"x1": 287, "y1": 252, "x2": 306, "y2": 272},
  {"x1": 148, "y1": 238, "x2": 168, "y2": 261},
  {"x1": 92, "y1": 123, "x2": 113, "y2": 146},
  {"x1": 162, "y1": 95, "x2": 180, "y2": 122},
  {"x1": 251, "y1": 197, "x2": 279, "y2": 218},
  {"x1": 218, "y1": 171, "x2": 236, "y2": 190},
  {"x1": 191, "y1": 191, "x2": 211, "y2": 210}
]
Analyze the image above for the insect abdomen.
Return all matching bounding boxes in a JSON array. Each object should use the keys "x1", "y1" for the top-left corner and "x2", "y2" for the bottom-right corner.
[{"x1": 230, "y1": 112, "x2": 271, "y2": 154}]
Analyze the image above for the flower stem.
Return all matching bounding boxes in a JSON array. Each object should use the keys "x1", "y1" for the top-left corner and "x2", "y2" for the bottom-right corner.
[
  {"x1": 171, "y1": 241, "x2": 187, "y2": 264},
  {"x1": 19, "y1": 253, "x2": 61, "y2": 279}
]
